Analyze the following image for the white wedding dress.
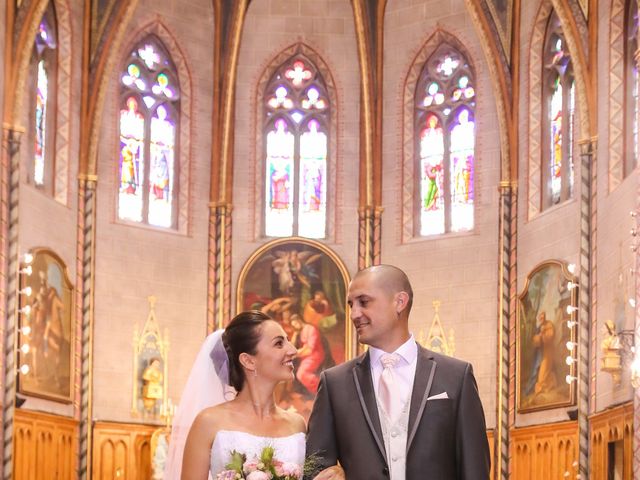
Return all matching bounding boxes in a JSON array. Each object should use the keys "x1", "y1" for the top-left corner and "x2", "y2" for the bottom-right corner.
[{"x1": 210, "y1": 430, "x2": 306, "y2": 477}]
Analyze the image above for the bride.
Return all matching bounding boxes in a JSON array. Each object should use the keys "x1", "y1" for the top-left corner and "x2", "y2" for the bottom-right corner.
[{"x1": 164, "y1": 310, "x2": 342, "y2": 480}]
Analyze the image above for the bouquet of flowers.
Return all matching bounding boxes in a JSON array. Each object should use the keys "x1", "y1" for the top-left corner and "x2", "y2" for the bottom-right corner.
[{"x1": 216, "y1": 446, "x2": 303, "y2": 480}]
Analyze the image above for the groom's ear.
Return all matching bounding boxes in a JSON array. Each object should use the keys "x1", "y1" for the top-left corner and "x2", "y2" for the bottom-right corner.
[{"x1": 395, "y1": 292, "x2": 409, "y2": 314}]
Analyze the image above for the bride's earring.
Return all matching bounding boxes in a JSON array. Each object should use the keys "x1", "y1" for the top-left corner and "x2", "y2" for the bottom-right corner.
[{"x1": 253, "y1": 368, "x2": 258, "y2": 378}]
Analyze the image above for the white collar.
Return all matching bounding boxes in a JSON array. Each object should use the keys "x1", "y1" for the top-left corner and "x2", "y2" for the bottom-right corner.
[{"x1": 369, "y1": 334, "x2": 417, "y2": 367}]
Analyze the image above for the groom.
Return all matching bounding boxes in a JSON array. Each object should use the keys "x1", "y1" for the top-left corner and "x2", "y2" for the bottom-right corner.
[{"x1": 307, "y1": 265, "x2": 490, "y2": 479}]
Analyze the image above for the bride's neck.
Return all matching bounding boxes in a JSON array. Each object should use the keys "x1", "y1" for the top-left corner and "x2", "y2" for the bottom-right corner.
[{"x1": 235, "y1": 382, "x2": 277, "y2": 418}]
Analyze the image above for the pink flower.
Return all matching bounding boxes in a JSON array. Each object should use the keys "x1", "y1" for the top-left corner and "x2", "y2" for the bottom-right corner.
[
  {"x1": 215, "y1": 470, "x2": 238, "y2": 480},
  {"x1": 243, "y1": 459, "x2": 260, "y2": 473},
  {"x1": 246, "y1": 471, "x2": 271, "y2": 480},
  {"x1": 280, "y1": 462, "x2": 302, "y2": 479}
]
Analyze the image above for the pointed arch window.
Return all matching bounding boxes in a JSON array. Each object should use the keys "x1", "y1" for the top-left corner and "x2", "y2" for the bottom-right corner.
[
  {"x1": 542, "y1": 11, "x2": 575, "y2": 209},
  {"x1": 625, "y1": 0, "x2": 639, "y2": 177},
  {"x1": 30, "y1": 3, "x2": 57, "y2": 191},
  {"x1": 118, "y1": 38, "x2": 180, "y2": 228},
  {"x1": 263, "y1": 57, "x2": 330, "y2": 238},
  {"x1": 415, "y1": 45, "x2": 475, "y2": 236}
]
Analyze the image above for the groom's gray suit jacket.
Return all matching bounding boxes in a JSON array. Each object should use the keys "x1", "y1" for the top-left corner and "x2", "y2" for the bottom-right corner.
[{"x1": 306, "y1": 344, "x2": 490, "y2": 479}]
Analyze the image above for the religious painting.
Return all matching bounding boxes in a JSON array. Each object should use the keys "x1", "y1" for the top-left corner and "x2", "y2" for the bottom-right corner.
[
  {"x1": 237, "y1": 238, "x2": 351, "y2": 419},
  {"x1": 517, "y1": 260, "x2": 577, "y2": 413},
  {"x1": 18, "y1": 249, "x2": 74, "y2": 403}
]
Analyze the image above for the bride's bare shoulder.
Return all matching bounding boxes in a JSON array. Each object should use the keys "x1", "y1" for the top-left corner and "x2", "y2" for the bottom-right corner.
[{"x1": 192, "y1": 403, "x2": 231, "y2": 432}]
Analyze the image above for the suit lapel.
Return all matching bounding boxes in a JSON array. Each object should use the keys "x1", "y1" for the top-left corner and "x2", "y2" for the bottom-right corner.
[
  {"x1": 406, "y1": 345, "x2": 437, "y2": 452},
  {"x1": 352, "y1": 353, "x2": 387, "y2": 461}
]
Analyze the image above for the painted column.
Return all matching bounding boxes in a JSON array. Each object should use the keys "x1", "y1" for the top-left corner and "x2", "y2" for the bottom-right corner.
[
  {"x1": 357, "y1": 206, "x2": 382, "y2": 270},
  {"x1": 208, "y1": 203, "x2": 232, "y2": 332},
  {"x1": 1, "y1": 126, "x2": 23, "y2": 480},
  {"x1": 577, "y1": 138, "x2": 596, "y2": 478},
  {"x1": 498, "y1": 183, "x2": 516, "y2": 480},
  {"x1": 77, "y1": 177, "x2": 97, "y2": 480}
]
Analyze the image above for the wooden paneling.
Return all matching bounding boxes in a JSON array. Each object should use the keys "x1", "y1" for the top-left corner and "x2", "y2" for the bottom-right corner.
[
  {"x1": 510, "y1": 421, "x2": 578, "y2": 479},
  {"x1": 589, "y1": 402, "x2": 633, "y2": 480},
  {"x1": 13, "y1": 409, "x2": 78, "y2": 480},
  {"x1": 92, "y1": 421, "x2": 156, "y2": 480},
  {"x1": 486, "y1": 429, "x2": 495, "y2": 480}
]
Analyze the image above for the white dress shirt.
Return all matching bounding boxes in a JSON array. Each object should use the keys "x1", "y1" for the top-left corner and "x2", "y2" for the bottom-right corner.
[{"x1": 369, "y1": 335, "x2": 418, "y2": 402}]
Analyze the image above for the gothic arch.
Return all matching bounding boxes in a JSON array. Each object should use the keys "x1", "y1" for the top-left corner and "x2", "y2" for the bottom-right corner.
[
  {"x1": 82, "y1": 1, "x2": 139, "y2": 179},
  {"x1": 251, "y1": 43, "x2": 339, "y2": 241},
  {"x1": 9, "y1": 0, "x2": 73, "y2": 204},
  {"x1": 464, "y1": 0, "x2": 513, "y2": 183},
  {"x1": 401, "y1": 29, "x2": 481, "y2": 242},
  {"x1": 112, "y1": 21, "x2": 193, "y2": 234},
  {"x1": 526, "y1": 0, "x2": 591, "y2": 218}
]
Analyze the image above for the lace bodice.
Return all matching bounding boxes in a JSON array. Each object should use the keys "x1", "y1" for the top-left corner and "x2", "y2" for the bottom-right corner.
[{"x1": 210, "y1": 430, "x2": 305, "y2": 477}]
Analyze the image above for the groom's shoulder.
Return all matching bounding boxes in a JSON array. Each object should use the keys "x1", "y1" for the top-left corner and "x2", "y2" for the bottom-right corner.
[{"x1": 421, "y1": 345, "x2": 473, "y2": 377}]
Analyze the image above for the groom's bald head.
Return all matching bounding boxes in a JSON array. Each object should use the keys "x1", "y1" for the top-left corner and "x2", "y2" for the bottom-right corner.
[{"x1": 352, "y1": 264, "x2": 413, "y2": 315}]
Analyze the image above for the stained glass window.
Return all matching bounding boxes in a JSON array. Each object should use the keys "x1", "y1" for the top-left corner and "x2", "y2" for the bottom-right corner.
[
  {"x1": 32, "y1": 4, "x2": 57, "y2": 189},
  {"x1": 625, "y1": 0, "x2": 639, "y2": 177},
  {"x1": 118, "y1": 37, "x2": 180, "y2": 228},
  {"x1": 415, "y1": 45, "x2": 475, "y2": 236},
  {"x1": 542, "y1": 11, "x2": 574, "y2": 209},
  {"x1": 264, "y1": 56, "x2": 330, "y2": 238}
]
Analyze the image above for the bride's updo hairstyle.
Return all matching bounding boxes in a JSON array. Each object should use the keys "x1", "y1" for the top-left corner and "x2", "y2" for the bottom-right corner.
[{"x1": 221, "y1": 310, "x2": 272, "y2": 391}]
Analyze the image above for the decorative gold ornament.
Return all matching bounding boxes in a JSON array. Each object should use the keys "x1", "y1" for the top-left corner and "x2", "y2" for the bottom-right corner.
[{"x1": 418, "y1": 300, "x2": 455, "y2": 357}]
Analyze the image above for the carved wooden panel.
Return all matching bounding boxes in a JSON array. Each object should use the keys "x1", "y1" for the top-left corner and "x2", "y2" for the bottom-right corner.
[
  {"x1": 589, "y1": 402, "x2": 633, "y2": 480},
  {"x1": 13, "y1": 409, "x2": 78, "y2": 480},
  {"x1": 92, "y1": 421, "x2": 155, "y2": 480},
  {"x1": 510, "y1": 421, "x2": 578, "y2": 479}
]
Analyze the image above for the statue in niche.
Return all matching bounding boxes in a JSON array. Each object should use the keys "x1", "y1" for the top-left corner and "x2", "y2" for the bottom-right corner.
[
  {"x1": 142, "y1": 357, "x2": 164, "y2": 412},
  {"x1": 601, "y1": 319, "x2": 622, "y2": 386},
  {"x1": 132, "y1": 296, "x2": 169, "y2": 419}
]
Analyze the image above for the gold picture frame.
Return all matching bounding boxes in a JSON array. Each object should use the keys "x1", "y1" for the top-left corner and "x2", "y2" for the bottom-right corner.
[
  {"x1": 237, "y1": 237, "x2": 353, "y2": 419},
  {"x1": 18, "y1": 248, "x2": 74, "y2": 403},
  {"x1": 516, "y1": 260, "x2": 577, "y2": 413}
]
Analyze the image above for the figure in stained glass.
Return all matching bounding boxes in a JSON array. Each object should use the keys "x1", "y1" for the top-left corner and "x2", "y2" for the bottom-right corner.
[
  {"x1": 420, "y1": 115, "x2": 444, "y2": 212},
  {"x1": 119, "y1": 98, "x2": 144, "y2": 198},
  {"x1": 270, "y1": 162, "x2": 291, "y2": 210},
  {"x1": 450, "y1": 108, "x2": 474, "y2": 204},
  {"x1": 149, "y1": 106, "x2": 174, "y2": 203},
  {"x1": 550, "y1": 79, "x2": 563, "y2": 204},
  {"x1": 267, "y1": 119, "x2": 294, "y2": 210},
  {"x1": 34, "y1": 61, "x2": 48, "y2": 185},
  {"x1": 120, "y1": 142, "x2": 138, "y2": 194},
  {"x1": 300, "y1": 120, "x2": 326, "y2": 213}
]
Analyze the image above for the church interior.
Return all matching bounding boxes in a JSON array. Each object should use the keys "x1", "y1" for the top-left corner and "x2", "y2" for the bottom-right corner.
[{"x1": 0, "y1": 0, "x2": 639, "y2": 478}]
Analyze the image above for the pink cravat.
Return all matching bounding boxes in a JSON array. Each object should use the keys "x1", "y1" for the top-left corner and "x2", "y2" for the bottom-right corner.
[{"x1": 379, "y1": 353, "x2": 401, "y2": 422}]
